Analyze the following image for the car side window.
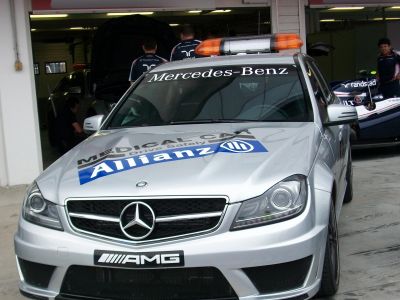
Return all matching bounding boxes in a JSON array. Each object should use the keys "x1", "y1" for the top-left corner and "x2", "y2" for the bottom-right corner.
[
  {"x1": 310, "y1": 61, "x2": 333, "y2": 104},
  {"x1": 305, "y1": 61, "x2": 329, "y2": 122}
]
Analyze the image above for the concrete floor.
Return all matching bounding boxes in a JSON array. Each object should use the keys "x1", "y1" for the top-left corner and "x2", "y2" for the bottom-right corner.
[{"x1": 1, "y1": 147, "x2": 400, "y2": 300}]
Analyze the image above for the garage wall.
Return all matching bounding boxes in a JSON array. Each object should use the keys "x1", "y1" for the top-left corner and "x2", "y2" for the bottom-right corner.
[
  {"x1": 354, "y1": 23, "x2": 386, "y2": 74},
  {"x1": 0, "y1": 94, "x2": 8, "y2": 187},
  {"x1": 0, "y1": 0, "x2": 42, "y2": 186},
  {"x1": 32, "y1": 40, "x2": 90, "y2": 128},
  {"x1": 33, "y1": 41, "x2": 89, "y2": 99},
  {"x1": 271, "y1": 0, "x2": 307, "y2": 53},
  {"x1": 34, "y1": 43, "x2": 72, "y2": 98},
  {"x1": 308, "y1": 23, "x2": 385, "y2": 83},
  {"x1": 387, "y1": 21, "x2": 400, "y2": 50}
]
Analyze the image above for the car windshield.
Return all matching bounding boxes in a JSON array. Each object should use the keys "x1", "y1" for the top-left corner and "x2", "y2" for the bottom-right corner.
[{"x1": 106, "y1": 64, "x2": 312, "y2": 129}]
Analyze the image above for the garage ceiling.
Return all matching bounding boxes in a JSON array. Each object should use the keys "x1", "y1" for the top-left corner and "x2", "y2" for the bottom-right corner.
[{"x1": 29, "y1": 8, "x2": 271, "y2": 40}]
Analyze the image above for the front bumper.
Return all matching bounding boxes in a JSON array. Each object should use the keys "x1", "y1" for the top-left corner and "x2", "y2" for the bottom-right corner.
[{"x1": 15, "y1": 189, "x2": 331, "y2": 300}]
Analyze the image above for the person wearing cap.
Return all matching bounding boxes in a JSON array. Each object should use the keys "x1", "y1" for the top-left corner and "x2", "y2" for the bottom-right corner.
[
  {"x1": 377, "y1": 37, "x2": 400, "y2": 99},
  {"x1": 170, "y1": 24, "x2": 202, "y2": 61},
  {"x1": 129, "y1": 38, "x2": 167, "y2": 84}
]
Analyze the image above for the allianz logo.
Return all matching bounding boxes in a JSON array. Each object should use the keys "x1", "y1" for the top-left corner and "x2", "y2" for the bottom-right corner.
[{"x1": 220, "y1": 140, "x2": 254, "y2": 153}]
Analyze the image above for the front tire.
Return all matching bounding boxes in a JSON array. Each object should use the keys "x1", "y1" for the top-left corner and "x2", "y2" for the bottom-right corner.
[{"x1": 317, "y1": 200, "x2": 340, "y2": 297}]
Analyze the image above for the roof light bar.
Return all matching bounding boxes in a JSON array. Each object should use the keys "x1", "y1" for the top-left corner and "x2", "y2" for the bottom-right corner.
[
  {"x1": 188, "y1": 10, "x2": 202, "y2": 13},
  {"x1": 195, "y1": 34, "x2": 303, "y2": 56}
]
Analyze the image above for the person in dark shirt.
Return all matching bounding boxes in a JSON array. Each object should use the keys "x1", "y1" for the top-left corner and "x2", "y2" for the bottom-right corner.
[
  {"x1": 129, "y1": 38, "x2": 167, "y2": 84},
  {"x1": 377, "y1": 37, "x2": 400, "y2": 99},
  {"x1": 170, "y1": 24, "x2": 201, "y2": 61},
  {"x1": 54, "y1": 96, "x2": 84, "y2": 155}
]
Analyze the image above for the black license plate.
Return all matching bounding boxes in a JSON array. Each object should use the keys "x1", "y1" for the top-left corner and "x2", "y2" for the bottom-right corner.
[{"x1": 94, "y1": 250, "x2": 184, "y2": 268}]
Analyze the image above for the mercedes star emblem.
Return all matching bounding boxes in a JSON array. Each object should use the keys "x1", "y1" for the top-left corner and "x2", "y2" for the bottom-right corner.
[
  {"x1": 119, "y1": 202, "x2": 155, "y2": 240},
  {"x1": 136, "y1": 181, "x2": 148, "y2": 188}
]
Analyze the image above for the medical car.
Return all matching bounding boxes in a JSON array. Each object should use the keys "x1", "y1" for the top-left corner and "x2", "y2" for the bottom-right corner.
[{"x1": 15, "y1": 34, "x2": 357, "y2": 300}]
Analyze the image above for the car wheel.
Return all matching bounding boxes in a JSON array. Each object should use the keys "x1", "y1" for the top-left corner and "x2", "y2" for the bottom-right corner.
[
  {"x1": 343, "y1": 150, "x2": 353, "y2": 203},
  {"x1": 317, "y1": 200, "x2": 340, "y2": 297}
]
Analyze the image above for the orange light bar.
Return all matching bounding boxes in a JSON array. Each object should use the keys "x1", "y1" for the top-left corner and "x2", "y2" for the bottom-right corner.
[
  {"x1": 195, "y1": 34, "x2": 303, "y2": 57},
  {"x1": 273, "y1": 33, "x2": 303, "y2": 51},
  {"x1": 195, "y1": 38, "x2": 222, "y2": 56}
]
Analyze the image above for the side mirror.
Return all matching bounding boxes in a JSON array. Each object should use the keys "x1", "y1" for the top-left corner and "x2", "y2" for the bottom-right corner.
[
  {"x1": 324, "y1": 104, "x2": 358, "y2": 126},
  {"x1": 83, "y1": 115, "x2": 104, "y2": 134},
  {"x1": 68, "y1": 86, "x2": 82, "y2": 94}
]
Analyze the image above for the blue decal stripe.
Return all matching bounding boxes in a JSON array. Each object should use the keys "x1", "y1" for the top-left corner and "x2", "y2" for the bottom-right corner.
[{"x1": 78, "y1": 140, "x2": 268, "y2": 185}]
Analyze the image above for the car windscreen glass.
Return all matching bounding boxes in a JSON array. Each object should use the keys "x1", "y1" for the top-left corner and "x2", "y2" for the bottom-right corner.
[{"x1": 106, "y1": 64, "x2": 312, "y2": 128}]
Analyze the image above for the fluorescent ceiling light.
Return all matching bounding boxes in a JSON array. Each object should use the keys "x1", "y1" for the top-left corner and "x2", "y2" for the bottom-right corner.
[
  {"x1": 169, "y1": 23, "x2": 179, "y2": 27},
  {"x1": 373, "y1": 17, "x2": 400, "y2": 21},
  {"x1": 188, "y1": 10, "x2": 202, "y2": 13},
  {"x1": 107, "y1": 12, "x2": 153, "y2": 16},
  {"x1": 30, "y1": 28, "x2": 36, "y2": 31},
  {"x1": 70, "y1": 27, "x2": 84, "y2": 30},
  {"x1": 328, "y1": 7, "x2": 364, "y2": 10},
  {"x1": 391, "y1": 6, "x2": 400, "y2": 9},
  {"x1": 30, "y1": 14, "x2": 68, "y2": 18},
  {"x1": 211, "y1": 9, "x2": 232, "y2": 13},
  {"x1": 320, "y1": 19, "x2": 337, "y2": 22}
]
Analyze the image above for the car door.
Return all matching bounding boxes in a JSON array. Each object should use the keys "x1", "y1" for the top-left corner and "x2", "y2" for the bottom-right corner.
[{"x1": 305, "y1": 59, "x2": 347, "y2": 196}]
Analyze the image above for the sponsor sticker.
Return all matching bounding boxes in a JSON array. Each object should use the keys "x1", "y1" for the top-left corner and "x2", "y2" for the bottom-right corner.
[
  {"x1": 94, "y1": 250, "x2": 184, "y2": 268},
  {"x1": 341, "y1": 79, "x2": 377, "y2": 89},
  {"x1": 78, "y1": 139, "x2": 268, "y2": 185},
  {"x1": 146, "y1": 65, "x2": 294, "y2": 83}
]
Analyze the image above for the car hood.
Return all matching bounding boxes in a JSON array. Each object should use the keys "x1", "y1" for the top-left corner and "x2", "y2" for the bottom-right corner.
[{"x1": 37, "y1": 123, "x2": 322, "y2": 204}]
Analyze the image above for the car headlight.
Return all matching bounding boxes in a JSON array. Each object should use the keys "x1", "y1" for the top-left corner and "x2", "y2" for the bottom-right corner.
[
  {"x1": 231, "y1": 175, "x2": 307, "y2": 230},
  {"x1": 22, "y1": 182, "x2": 63, "y2": 231}
]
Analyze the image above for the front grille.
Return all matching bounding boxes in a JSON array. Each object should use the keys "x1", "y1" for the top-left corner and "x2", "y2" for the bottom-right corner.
[
  {"x1": 66, "y1": 198, "x2": 226, "y2": 242},
  {"x1": 59, "y1": 266, "x2": 238, "y2": 300},
  {"x1": 242, "y1": 256, "x2": 312, "y2": 294},
  {"x1": 18, "y1": 258, "x2": 56, "y2": 288}
]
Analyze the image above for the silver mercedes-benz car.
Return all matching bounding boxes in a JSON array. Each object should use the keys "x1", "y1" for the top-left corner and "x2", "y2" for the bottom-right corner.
[{"x1": 15, "y1": 34, "x2": 357, "y2": 300}]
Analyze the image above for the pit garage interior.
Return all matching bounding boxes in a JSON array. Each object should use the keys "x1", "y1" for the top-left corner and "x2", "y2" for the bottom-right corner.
[{"x1": 27, "y1": 1, "x2": 400, "y2": 170}]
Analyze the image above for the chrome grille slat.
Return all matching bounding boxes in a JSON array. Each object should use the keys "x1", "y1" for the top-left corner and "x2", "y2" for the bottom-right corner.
[
  {"x1": 156, "y1": 212, "x2": 223, "y2": 223},
  {"x1": 69, "y1": 211, "x2": 223, "y2": 223},
  {"x1": 66, "y1": 197, "x2": 227, "y2": 243},
  {"x1": 69, "y1": 212, "x2": 120, "y2": 223}
]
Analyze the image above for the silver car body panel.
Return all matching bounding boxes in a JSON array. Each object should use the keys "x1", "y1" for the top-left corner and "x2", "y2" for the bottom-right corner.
[{"x1": 15, "y1": 52, "x2": 352, "y2": 300}]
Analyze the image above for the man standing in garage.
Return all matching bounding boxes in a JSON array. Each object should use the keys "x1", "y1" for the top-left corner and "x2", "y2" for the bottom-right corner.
[
  {"x1": 54, "y1": 96, "x2": 84, "y2": 155},
  {"x1": 377, "y1": 38, "x2": 400, "y2": 99},
  {"x1": 170, "y1": 24, "x2": 201, "y2": 61},
  {"x1": 129, "y1": 38, "x2": 167, "y2": 84}
]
